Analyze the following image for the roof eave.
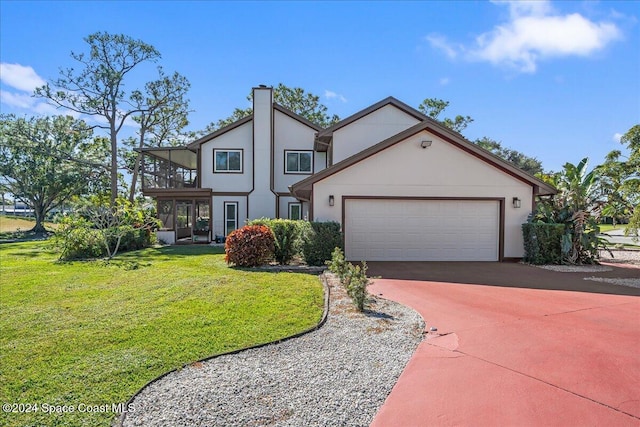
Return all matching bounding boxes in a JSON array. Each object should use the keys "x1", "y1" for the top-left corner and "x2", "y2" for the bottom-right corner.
[
  {"x1": 293, "y1": 119, "x2": 559, "y2": 198},
  {"x1": 186, "y1": 115, "x2": 254, "y2": 149},
  {"x1": 316, "y1": 96, "x2": 428, "y2": 138},
  {"x1": 273, "y1": 103, "x2": 323, "y2": 131}
]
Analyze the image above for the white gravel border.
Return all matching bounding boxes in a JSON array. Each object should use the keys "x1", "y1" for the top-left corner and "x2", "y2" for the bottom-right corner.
[
  {"x1": 529, "y1": 249, "x2": 640, "y2": 272},
  {"x1": 122, "y1": 273, "x2": 424, "y2": 427},
  {"x1": 584, "y1": 276, "x2": 640, "y2": 288},
  {"x1": 534, "y1": 265, "x2": 613, "y2": 273}
]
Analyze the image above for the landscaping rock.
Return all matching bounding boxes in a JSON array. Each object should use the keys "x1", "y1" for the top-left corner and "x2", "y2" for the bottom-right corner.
[{"x1": 122, "y1": 274, "x2": 424, "y2": 427}]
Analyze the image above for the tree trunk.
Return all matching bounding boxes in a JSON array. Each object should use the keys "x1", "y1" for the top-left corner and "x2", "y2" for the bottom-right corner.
[
  {"x1": 129, "y1": 127, "x2": 146, "y2": 203},
  {"x1": 110, "y1": 122, "x2": 118, "y2": 205},
  {"x1": 30, "y1": 204, "x2": 48, "y2": 233},
  {"x1": 129, "y1": 152, "x2": 142, "y2": 203}
]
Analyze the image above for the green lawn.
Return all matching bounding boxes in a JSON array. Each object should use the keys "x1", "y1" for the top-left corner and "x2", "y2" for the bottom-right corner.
[
  {"x1": 0, "y1": 242, "x2": 324, "y2": 427},
  {"x1": 0, "y1": 215, "x2": 58, "y2": 240},
  {"x1": 598, "y1": 224, "x2": 626, "y2": 233}
]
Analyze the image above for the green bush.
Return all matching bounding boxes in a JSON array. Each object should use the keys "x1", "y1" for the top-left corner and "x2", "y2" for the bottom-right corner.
[
  {"x1": 302, "y1": 221, "x2": 343, "y2": 266},
  {"x1": 248, "y1": 218, "x2": 302, "y2": 264},
  {"x1": 225, "y1": 225, "x2": 275, "y2": 267},
  {"x1": 51, "y1": 198, "x2": 159, "y2": 261},
  {"x1": 107, "y1": 226, "x2": 156, "y2": 253},
  {"x1": 327, "y1": 246, "x2": 349, "y2": 280},
  {"x1": 52, "y1": 216, "x2": 106, "y2": 260},
  {"x1": 328, "y1": 248, "x2": 371, "y2": 311},
  {"x1": 522, "y1": 223, "x2": 564, "y2": 265},
  {"x1": 345, "y1": 262, "x2": 371, "y2": 312}
]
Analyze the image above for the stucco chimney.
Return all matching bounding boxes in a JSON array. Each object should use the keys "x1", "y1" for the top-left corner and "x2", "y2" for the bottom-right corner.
[{"x1": 249, "y1": 85, "x2": 276, "y2": 219}]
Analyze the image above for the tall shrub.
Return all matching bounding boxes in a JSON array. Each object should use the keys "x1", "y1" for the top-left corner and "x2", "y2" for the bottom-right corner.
[
  {"x1": 328, "y1": 248, "x2": 371, "y2": 311},
  {"x1": 248, "y1": 218, "x2": 302, "y2": 264},
  {"x1": 533, "y1": 158, "x2": 611, "y2": 264},
  {"x1": 225, "y1": 225, "x2": 275, "y2": 267},
  {"x1": 52, "y1": 215, "x2": 106, "y2": 260},
  {"x1": 327, "y1": 246, "x2": 349, "y2": 280},
  {"x1": 302, "y1": 221, "x2": 342, "y2": 266},
  {"x1": 522, "y1": 223, "x2": 564, "y2": 265}
]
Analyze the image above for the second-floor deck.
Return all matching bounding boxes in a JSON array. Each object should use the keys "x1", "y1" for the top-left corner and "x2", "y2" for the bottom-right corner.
[{"x1": 137, "y1": 147, "x2": 199, "y2": 190}]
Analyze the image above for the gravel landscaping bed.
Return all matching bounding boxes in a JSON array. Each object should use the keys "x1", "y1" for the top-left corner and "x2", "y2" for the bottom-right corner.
[
  {"x1": 122, "y1": 273, "x2": 424, "y2": 427},
  {"x1": 583, "y1": 276, "x2": 640, "y2": 288},
  {"x1": 599, "y1": 249, "x2": 640, "y2": 266},
  {"x1": 530, "y1": 249, "x2": 640, "y2": 272}
]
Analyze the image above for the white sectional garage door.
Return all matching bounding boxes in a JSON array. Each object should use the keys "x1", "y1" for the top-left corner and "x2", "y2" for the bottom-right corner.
[{"x1": 344, "y1": 199, "x2": 500, "y2": 261}]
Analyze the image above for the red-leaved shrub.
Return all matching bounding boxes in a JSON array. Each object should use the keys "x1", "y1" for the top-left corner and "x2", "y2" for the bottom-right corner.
[{"x1": 224, "y1": 225, "x2": 275, "y2": 267}]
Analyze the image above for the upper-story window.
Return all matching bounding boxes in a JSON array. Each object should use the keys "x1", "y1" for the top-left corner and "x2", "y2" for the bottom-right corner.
[
  {"x1": 214, "y1": 149, "x2": 243, "y2": 173},
  {"x1": 285, "y1": 150, "x2": 313, "y2": 174}
]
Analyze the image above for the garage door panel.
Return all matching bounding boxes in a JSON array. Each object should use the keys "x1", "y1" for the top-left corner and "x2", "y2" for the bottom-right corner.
[{"x1": 345, "y1": 199, "x2": 499, "y2": 262}]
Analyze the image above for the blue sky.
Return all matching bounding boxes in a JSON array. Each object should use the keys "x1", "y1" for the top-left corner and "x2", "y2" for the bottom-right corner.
[{"x1": 1, "y1": 0, "x2": 638, "y2": 173}]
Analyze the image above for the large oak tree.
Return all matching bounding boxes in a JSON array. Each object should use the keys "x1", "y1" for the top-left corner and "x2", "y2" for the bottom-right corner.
[{"x1": 0, "y1": 114, "x2": 109, "y2": 232}]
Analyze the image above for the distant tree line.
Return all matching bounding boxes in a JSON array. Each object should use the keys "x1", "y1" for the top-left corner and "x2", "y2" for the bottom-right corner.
[{"x1": 0, "y1": 30, "x2": 636, "y2": 238}]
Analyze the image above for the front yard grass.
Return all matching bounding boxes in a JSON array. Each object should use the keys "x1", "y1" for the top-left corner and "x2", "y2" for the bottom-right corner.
[
  {"x1": 0, "y1": 242, "x2": 324, "y2": 427},
  {"x1": 598, "y1": 224, "x2": 626, "y2": 233},
  {"x1": 0, "y1": 215, "x2": 58, "y2": 240}
]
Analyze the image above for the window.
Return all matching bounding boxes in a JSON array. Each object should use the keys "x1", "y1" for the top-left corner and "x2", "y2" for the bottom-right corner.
[
  {"x1": 158, "y1": 200, "x2": 174, "y2": 230},
  {"x1": 224, "y1": 202, "x2": 238, "y2": 236},
  {"x1": 214, "y1": 149, "x2": 243, "y2": 173},
  {"x1": 285, "y1": 150, "x2": 313, "y2": 174},
  {"x1": 289, "y1": 203, "x2": 302, "y2": 220}
]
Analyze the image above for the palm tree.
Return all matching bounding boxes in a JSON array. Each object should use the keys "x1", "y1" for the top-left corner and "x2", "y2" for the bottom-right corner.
[{"x1": 533, "y1": 158, "x2": 606, "y2": 264}]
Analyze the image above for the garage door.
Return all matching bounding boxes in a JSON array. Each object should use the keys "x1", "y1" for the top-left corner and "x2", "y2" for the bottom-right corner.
[{"x1": 344, "y1": 199, "x2": 500, "y2": 261}]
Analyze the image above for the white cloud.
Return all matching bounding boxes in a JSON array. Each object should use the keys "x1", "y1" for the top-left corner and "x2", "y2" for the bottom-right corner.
[
  {"x1": 613, "y1": 132, "x2": 623, "y2": 142},
  {"x1": 427, "y1": 1, "x2": 622, "y2": 73},
  {"x1": 439, "y1": 77, "x2": 450, "y2": 86},
  {"x1": 0, "y1": 88, "x2": 69, "y2": 117},
  {"x1": 495, "y1": 0, "x2": 553, "y2": 19},
  {"x1": 425, "y1": 34, "x2": 460, "y2": 59},
  {"x1": 324, "y1": 90, "x2": 347, "y2": 103},
  {"x1": 0, "y1": 63, "x2": 46, "y2": 92},
  {"x1": 0, "y1": 90, "x2": 35, "y2": 109}
]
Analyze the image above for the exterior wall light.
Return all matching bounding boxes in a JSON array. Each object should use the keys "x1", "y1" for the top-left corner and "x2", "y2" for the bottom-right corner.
[
  {"x1": 512, "y1": 197, "x2": 521, "y2": 208},
  {"x1": 421, "y1": 140, "x2": 432, "y2": 149},
  {"x1": 329, "y1": 195, "x2": 335, "y2": 206}
]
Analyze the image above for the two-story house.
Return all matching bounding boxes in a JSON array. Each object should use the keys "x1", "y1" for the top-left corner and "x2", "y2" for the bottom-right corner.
[{"x1": 139, "y1": 85, "x2": 556, "y2": 261}]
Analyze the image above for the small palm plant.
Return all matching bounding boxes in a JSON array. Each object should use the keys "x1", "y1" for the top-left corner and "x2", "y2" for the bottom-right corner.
[{"x1": 534, "y1": 158, "x2": 610, "y2": 264}]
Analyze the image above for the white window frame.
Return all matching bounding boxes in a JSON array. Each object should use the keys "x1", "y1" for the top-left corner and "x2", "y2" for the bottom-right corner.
[
  {"x1": 288, "y1": 203, "x2": 302, "y2": 220},
  {"x1": 285, "y1": 150, "x2": 313, "y2": 174},
  {"x1": 224, "y1": 202, "x2": 238, "y2": 236},
  {"x1": 214, "y1": 149, "x2": 243, "y2": 173}
]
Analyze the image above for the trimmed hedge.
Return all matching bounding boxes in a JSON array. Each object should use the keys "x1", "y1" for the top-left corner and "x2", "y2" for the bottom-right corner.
[
  {"x1": 248, "y1": 218, "x2": 303, "y2": 265},
  {"x1": 302, "y1": 221, "x2": 343, "y2": 266},
  {"x1": 522, "y1": 223, "x2": 564, "y2": 265},
  {"x1": 225, "y1": 225, "x2": 275, "y2": 267}
]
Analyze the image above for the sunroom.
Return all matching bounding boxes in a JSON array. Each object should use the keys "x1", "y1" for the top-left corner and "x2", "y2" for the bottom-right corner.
[{"x1": 138, "y1": 147, "x2": 212, "y2": 244}]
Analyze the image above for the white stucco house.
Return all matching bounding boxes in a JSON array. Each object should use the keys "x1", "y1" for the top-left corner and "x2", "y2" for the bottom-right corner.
[{"x1": 139, "y1": 85, "x2": 556, "y2": 261}]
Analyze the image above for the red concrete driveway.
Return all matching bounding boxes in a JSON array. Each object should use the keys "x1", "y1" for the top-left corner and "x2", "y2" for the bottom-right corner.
[{"x1": 367, "y1": 262, "x2": 640, "y2": 427}]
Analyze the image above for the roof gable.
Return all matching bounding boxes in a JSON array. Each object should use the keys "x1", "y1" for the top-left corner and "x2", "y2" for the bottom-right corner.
[
  {"x1": 293, "y1": 120, "x2": 557, "y2": 200},
  {"x1": 186, "y1": 103, "x2": 322, "y2": 150},
  {"x1": 274, "y1": 103, "x2": 323, "y2": 131},
  {"x1": 187, "y1": 115, "x2": 253, "y2": 150},
  {"x1": 314, "y1": 96, "x2": 428, "y2": 151}
]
